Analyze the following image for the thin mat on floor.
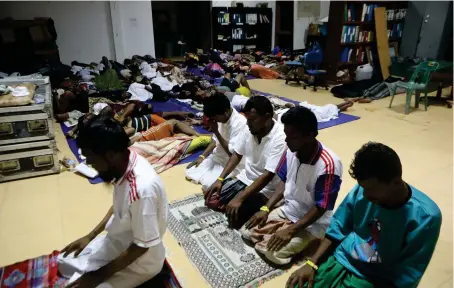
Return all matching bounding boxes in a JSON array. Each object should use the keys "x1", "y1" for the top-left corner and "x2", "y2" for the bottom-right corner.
[
  {"x1": 168, "y1": 194, "x2": 284, "y2": 288},
  {"x1": 0, "y1": 251, "x2": 182, "y2": 288}
]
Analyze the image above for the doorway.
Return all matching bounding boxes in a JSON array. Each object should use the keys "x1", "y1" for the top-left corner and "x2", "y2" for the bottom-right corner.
[
  {"x1": 152, "y1": 1, "x2": 211, "y2": 58},
  {"x1": 275, "y1": 0, "x2": 294, "y2": 51}
]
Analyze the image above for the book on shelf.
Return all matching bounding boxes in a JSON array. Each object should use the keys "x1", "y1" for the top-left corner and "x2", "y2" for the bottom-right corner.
[
  {"x1": 232, "y1": 14, "x2": 244, "y2": 25},
  {"x1": 246, "y1": 14, "x2": 257, "y2": 24},
  {"x1": 341, "y1": 26, "x2": 374, "y2": 43},
  {"x1": 232, "y1": 28, "x2": 244, "y2": 39},
  {"x1": 388, "y1": 23, "x2": 403, "y2": 39},
  {"x1": 386, "y1": 8, "x2": 407, "y2": 21},
  {"x1": 360, "y1": 4, "x2": 378, "y2": 22},
  {"x1": 259, "y1": 14, "x2": 270, "y2": 23},
  {"x1": 339, "y1": 47, "x2": 368, "y2": 64},
  {"x1": 218, "y1": 12, "x2": 230, "y2": 24}
]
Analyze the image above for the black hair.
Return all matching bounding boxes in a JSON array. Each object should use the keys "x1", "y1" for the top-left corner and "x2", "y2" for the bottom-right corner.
[
  {"x1": 76, "y1": 115, "x2": 129, "y2": 155},
  {"x1": 349, "y1": 142, "x2": 402, "y2": 183},
  {"x1": 203, "y1": 93, "x2": 231, "y2": 117},
  {"x1": 243, "y1": 96, "x2": 273, "y2": 116},
  {"x1": 281, "y1": 106, "x2": 318, "y2": 137}
]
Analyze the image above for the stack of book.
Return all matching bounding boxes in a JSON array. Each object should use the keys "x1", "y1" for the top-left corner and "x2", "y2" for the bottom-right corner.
[
  {"x1": 233, "y1": 45, "x2": 245, "y2": 51},
  {"x1": 341, "y1": 26, "x2": 374, "y2": 43}
]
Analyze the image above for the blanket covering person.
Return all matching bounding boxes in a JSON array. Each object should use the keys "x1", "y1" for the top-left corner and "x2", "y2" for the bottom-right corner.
[
  {"x1": 130, "y1": 135, "x2": 194, "y2": 174},
  {"x1": 286, "y1": 142, "x2": 442, "y2": 288}
]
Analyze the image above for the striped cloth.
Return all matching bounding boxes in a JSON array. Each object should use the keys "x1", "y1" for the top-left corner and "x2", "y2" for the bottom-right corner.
[{"x1": 129, "y1": 135, "x2": 193, "y2": 174}]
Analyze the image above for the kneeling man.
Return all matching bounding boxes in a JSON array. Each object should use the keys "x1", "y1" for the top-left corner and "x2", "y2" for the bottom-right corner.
[
  {"x1": 186, "y1": 93, "x2": 247, "y2": 190},
  {"x1": 205, "y1": 96, "x2": 286, "y2": 229},
  {"x1": 241, "y1": 107, "x2": 342, "y2": 265},
  {"x1": 58, "y1": 115, "x2": 168, "y2": 288}
]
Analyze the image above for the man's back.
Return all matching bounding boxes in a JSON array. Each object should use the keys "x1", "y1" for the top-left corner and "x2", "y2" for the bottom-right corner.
[{"x1": 327, "y1": 184, "x2": 441, "y2": 288}]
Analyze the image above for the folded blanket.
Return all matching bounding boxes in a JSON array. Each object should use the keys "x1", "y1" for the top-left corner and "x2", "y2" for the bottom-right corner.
[{"x1": 0, "y1": 82, "x2": 36, "y2": 107}]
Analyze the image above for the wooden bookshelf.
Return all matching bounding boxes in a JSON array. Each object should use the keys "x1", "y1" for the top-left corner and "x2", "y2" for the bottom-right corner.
[
  {"x1": 323, "y1": 1, "x2": 408, "y2": 82},
  {"x1": 212, "y1": 7, "x2": 272, "y2": 52}
]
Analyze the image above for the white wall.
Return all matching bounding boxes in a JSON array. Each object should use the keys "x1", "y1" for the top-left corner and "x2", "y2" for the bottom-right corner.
[
  {"x1": 293, "y1": 0, "x2": 330, "y2": 50},
  {"x1": 0, "y1": 1, "x2": 116, "y2": 65},
  {"x1": 109, "y1": 1, "x2": 155, "y2": 63},
  {"x1": 212, "y1": 0, "x2": 276, "y2": 48}
]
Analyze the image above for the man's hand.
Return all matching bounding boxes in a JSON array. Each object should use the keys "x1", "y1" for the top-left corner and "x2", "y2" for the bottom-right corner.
[
  {"x1": 267, "y1": 227, "x2": 294, "y2": 251},
  {"x1": 226, "y1": 197, "x2": 243, "y2": 227},
  {"x1": 61, "y1": 235, "x2": 92, "y2": 258},
  {"x1": 245, "y1": 211, "x2": 268, "y2": 229},
  {"x1": 65, "y1": 271, "x2": 104, "y2": 288},
  {"x1": 207, "y1": 120, "x2": 218, "y2": 133},
  {"x1": 65, "y1": 131, "x2": 75, "y2": 139},
  {"x1": 285, "y1": 264, "x2": 316, "y2": 288},
  {"x1": 204, "y1": 180, "x2": 222, "y2": 200},
  {"x1": 187, "y1": 156, "x2": 205, "y2": 169}
]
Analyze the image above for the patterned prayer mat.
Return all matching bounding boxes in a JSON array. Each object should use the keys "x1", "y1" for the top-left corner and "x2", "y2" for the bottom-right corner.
[
  {"x1": 0, "y1": 251, "x2": 181, "y2": 288},
  {"x1": 168, "y1": 194, "x2": 284, "y2": 288}
]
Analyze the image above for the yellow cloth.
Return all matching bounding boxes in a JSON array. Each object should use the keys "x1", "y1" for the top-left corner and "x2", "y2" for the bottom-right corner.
[
  {"x1": 236, "y1": 86, "x2": 251, "y2": 97},
  {"x1": 187, "y1": 136, "x2": 211, "y2": 154}
]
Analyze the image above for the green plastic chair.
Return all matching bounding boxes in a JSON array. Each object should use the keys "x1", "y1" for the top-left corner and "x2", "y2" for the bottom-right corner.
[{"x1": 389, "y1": 61, "x2": 440, "y2": 114}]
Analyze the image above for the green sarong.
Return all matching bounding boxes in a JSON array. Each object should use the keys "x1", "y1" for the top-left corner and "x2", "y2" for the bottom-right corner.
[
  {"x1": 302, "y1": 256, "x2": 373, "y2": 288},
  {"x1": 94, "y1": 69, "x2": 124, "y2": 91}
]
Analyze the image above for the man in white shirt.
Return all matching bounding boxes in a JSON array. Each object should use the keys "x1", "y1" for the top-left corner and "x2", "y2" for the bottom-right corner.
[
  {"x1": 58, "y1": 115, "x2": 168, "y2": 288},
  {"x1": 186, "y1": 93, "x2": 247, "y2": 190},
  {"x1": 127, "y1": 82, "x2": 154, "y2": 102},
  {"x1": 205, "y1": 96, "x2": 286, "y2": 229},
  {"x1": 240, "y1": 107, "x2": 343, "y2": 265}
]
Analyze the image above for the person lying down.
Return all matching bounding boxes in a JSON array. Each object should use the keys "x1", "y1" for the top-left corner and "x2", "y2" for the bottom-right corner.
[
  {"x1": 68, "y1": 111, "x2": 211, "y2": 159},
  {"x1": 227, "y1": 94, "x2": 353, "y2": 123}
]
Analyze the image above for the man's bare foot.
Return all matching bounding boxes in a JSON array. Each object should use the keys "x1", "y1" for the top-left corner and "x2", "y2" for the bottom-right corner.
[
  {"x1": 358, "y1": 98, "x2": 372, "y2": 103},
  {"x1": 185, "y1": 118, "x2": 202, "y2": 125}
]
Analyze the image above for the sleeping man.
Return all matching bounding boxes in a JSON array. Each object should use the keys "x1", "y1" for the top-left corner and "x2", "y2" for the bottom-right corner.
[
  {"x1": 240, "y1": 107, "x2": 342, "y2": 265},
  {"x1": 186, "y1": 93, "x2": 247, "y2": 191},
  {"x1": 58, "y1": 115, "x2": 168, "y2": 288},
  {"x1": 204, "y1": 96, "x2": 286, "y2": 229},
  {"x1": 228, "y1": 94, "x2": 354, "y2": 123}
]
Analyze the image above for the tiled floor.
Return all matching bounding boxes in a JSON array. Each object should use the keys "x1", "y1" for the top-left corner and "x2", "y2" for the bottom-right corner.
[{"x1": 0, "y1": 79, "x2": 452, "y2": 287}]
